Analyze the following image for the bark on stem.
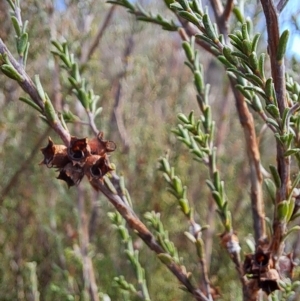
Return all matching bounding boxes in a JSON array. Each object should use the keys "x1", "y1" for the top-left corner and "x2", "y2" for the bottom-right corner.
[
  {"x1": 92, "y1": 174, "x2": 210, "y2": 301},
  {"x1": 260, "y1": 0, "x2": 290, "y2": 256},
  {"x1": 207, "y1": 0, "x2": 266, "y2": 244}
]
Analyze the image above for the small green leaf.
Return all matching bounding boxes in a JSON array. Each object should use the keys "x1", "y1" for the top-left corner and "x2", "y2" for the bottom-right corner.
[
  {"x1": 35, "y1": 75, "x2": 46, "y2": 100},
  {"x1": 232, "y1": 7, "x2": 244, "y2": 23},
  {"x1": 170, "y1": 2, "x2": 183, "y2": 10},
  {"x1": 103, "y1": 176, "x2": 118, "y2": 194},
  {"x1": 249, "y1": 52, "x2": 259, "y2": 72},
  {"x1": 184, "y1": 231, "x2": 196, "y2": 243},
  {"x1": 188, "y1": 110, "x2": 195, "y2": 124},
  {"x1": 229, "y1": 33, "x2": 242, "y2": 46},
  {"x1": 258, "y1": 53, "x2": 266, "y2": 81},
  {"x1": 269, "y1": 164, "x2": 281, "y2": 188},
  {"x1": 202, "y1": 14, "x2": 218, "y2": 42},
  {"x1": 251, "y1": 33, "x2": 261, "y2": 52},
  {"x1": 236, "y1": 85, "x2": 253, "y2": 100},
  {"x1": 194, "y1": 70, "x2": 204, "y2": 94},
  {"x1": 218, "y1": 55, "x2": 234, "y2": 68},
  {"x1": 44, "y1": 95, "x2": 57, "y2": 123},
  {"x1": 68, "y1": 76, "x2": 79, "y2": 89},
  {"x1": 157, "y1": 253, "x2": 173, "y2": 265},
  {"x1": 284, "y1": 149, "x2": 300, "y2": 157},
  {"x1": 17, "y1": 32, "x2": 28, "y2": 57},
  {"x1": 191, "y1": 0, "x2": 202, "y2": 15},
  {"x1": 245, "y1": 73, "x2": 264, "y2": 87},
  {"x1": 195, "y1": 238, "x2": 204, "y2": 258},
  {"x1": 277, "y1": 29, "x2": 289, "y2": 61},
  {"x1": 173, "y1": 176, "x2": 183, "y2": 196},
  {"x1": 62, "y1": 110, "x2": 80, "y2": 123},
  {"x1": 19, "y1": 96, "x2": 43, "y2": 113},
  {"x1": 266, "y1": 118, "x2": 280, "y2": 130},
  {"x1": 225, "y1": 210, "x2": 232, "y2": 232},
  {"x1": 223, "y1": 46, "x2": 238, "y2": 65},
  {"x1": 179, "y1": 198, "x2": 190, "y2": 215},
  {"x1": 78, "y1": 88, "x2": 90, "y2": 110},
  {"x1": 212, "y1": 190, "x2": 223, "y2": 208},
  {"x1": 178, "y1": 11, "x2": 199, "y2": 25},
  {"x1": 23, "y1": 42, "x2": 29, "y2": 67},
  {"x1": 286, "y1": 198, "x2": 295, "y2": 222},
  {"x1": 182, "y1": 41, "x2": 194, "y2": 62},
  {"x1": 265, "y1": 78, "x2": 274, "y2": 101},
  {"x1": 1, "y1": 64, "x2": 23, "y2": 81},
  {"x1": 264, "y1": 178, "x2": 276, "y2": 204},
  {"x1": 51, "y1": 40, "x2": 64, "y2": 52},
  {"x1": 213, "y1": 171, "x2": 221, "y2": 192},
  {"x1": 6, "y1": 0, "x2": 15, "y2": 10},
  {"x1": 241, "y1": 23, "x2": 250, "y2": 41},
  {"x1": 252, "y1": 95, "x2": 263, "y2": 112},
  {"x1": 11, "y1": 16, "x2": 21, "y2": 36},
  {"x1": 242, "y1": 39, "x2": 252, "y2": 56},
  {"x1": 284, "y1": 225, "x2": 300, "y2": 240},
  {"x1": 206, "y1": 180, "x2": 215, "y2": 191},
  {"x1": 266, "y1": 104, "x2": 280, "y2": 118},
  {"x1": 231, "y1": 51, "x2": 249, "y2": 62},
  {"x1": 177, "y1": 113, "x2": 189, "y2": 124}
]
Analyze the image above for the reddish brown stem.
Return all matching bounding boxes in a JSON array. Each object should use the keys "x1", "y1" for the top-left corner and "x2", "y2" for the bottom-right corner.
[
  {"x1": 110, "y1": 34, "x2": 133, "y2": 151},
  {"x1": 80, "y1": 5, "x2": 116, "y2": 66},
  {"x1": 207, "y1": 0, "x2": 266, "y2": 244},
  {"x1": 93, "y1": 174, "x2": 210, "y2": 301},
  {"x1": 209, "y1": 0, "x2": 234, "y2": 40},
  {"x1": 260, "y1": 0, "x2": 290, "y2": 256},
  {"x1": 230, "y1": 78, "x2": 266, "y2": 243}
]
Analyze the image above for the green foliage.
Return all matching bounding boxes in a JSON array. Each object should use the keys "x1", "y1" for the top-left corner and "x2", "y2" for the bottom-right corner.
[{"x1": 1, "y1": 1, "x2": 300, "y2": 301}]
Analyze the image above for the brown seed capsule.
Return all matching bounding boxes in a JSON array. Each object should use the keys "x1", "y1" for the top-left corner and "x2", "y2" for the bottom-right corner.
[
  {"x1": 259, "y1": 269, "x2": 280, "y2": 295},
  {"x1": 88, "y1": 132, "x2": 116, "y2": 156},
  {"x1": 40, "y1": 137, "x2": 69, "y2": 168},
  {"x1": 254, "y1": 249, "x2": 271, "y2": 268},
  {"x1": 67, "y1": 136, "x2": 91, "y2": 166},
  {"x1": 84, "y1": 154, "x2": 114, "y2": 181},
  {"x1": 57, "y1": 162, "x2": 84, "y2": 187}
]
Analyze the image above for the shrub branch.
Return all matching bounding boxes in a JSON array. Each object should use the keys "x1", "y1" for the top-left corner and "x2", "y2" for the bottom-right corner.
[{"x1": 260, "y1": 0, "x2": 290, "y2": 256}]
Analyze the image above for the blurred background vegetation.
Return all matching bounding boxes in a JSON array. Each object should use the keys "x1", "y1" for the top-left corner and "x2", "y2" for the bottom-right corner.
[{"x1": 1, "y1": 0, "x2": 300, "y2": 300}]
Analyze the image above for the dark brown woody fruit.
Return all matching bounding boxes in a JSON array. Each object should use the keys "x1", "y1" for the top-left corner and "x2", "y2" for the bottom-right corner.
[
  {"x1": 40, "y1": 132, "x2": 116, "y2": 188},
  {"x1": 40, "y1": 137, "x2": 69, "y2": 168},
  {"x1": 88, "y1": 132, "x2": 116, "y2": 156}
]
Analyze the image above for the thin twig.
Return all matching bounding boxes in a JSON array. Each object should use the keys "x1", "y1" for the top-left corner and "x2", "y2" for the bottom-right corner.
[
  {"x1": 80, "y1": 5, "x2": 116, "y2": 66},
  {"x1": 87, "y1": 111, "x2": 99, "y2": 136},
  {"x1": 178, "y1": 24, "x2": 215, "y2": 55},
  {"x1": 92, "y1": 174, "x2": 210, "y2": 301},
  {"x1": 207, "y1": 0, "x2": 266, "y2": 244},
  {"x1": 110, "y1": 34, "x2": 134, "y2": 151},
  {"x1": 230, "y1": 79, "x2": 266, "y2": 243},
  {"x1": 222, "y1": 0, "x2": 234, "y2": 24},
  {"x1": 277, "y1": 0, "x2": 290, "y2": 13},
  {"x1": 260, "y1": 0, "x2": 290, "y2": 256},
  {"x1": 260, "y1": 0, "x2": 287, "y2": 115},
  {"x1": 209, "y1": 0, "x2": 233, "y2": 41},
  {"x1": 209, "y1": 0, "x2": 223, "y2": 21}
]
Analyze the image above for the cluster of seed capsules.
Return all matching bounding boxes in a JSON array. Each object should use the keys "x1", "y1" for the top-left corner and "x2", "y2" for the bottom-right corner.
[
  {"x1": 243, "y1": 246, "x2": 296, "y2": 295},
  {"x1": 40, "y1": 132, "x2": 116, "y2": 188}
]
